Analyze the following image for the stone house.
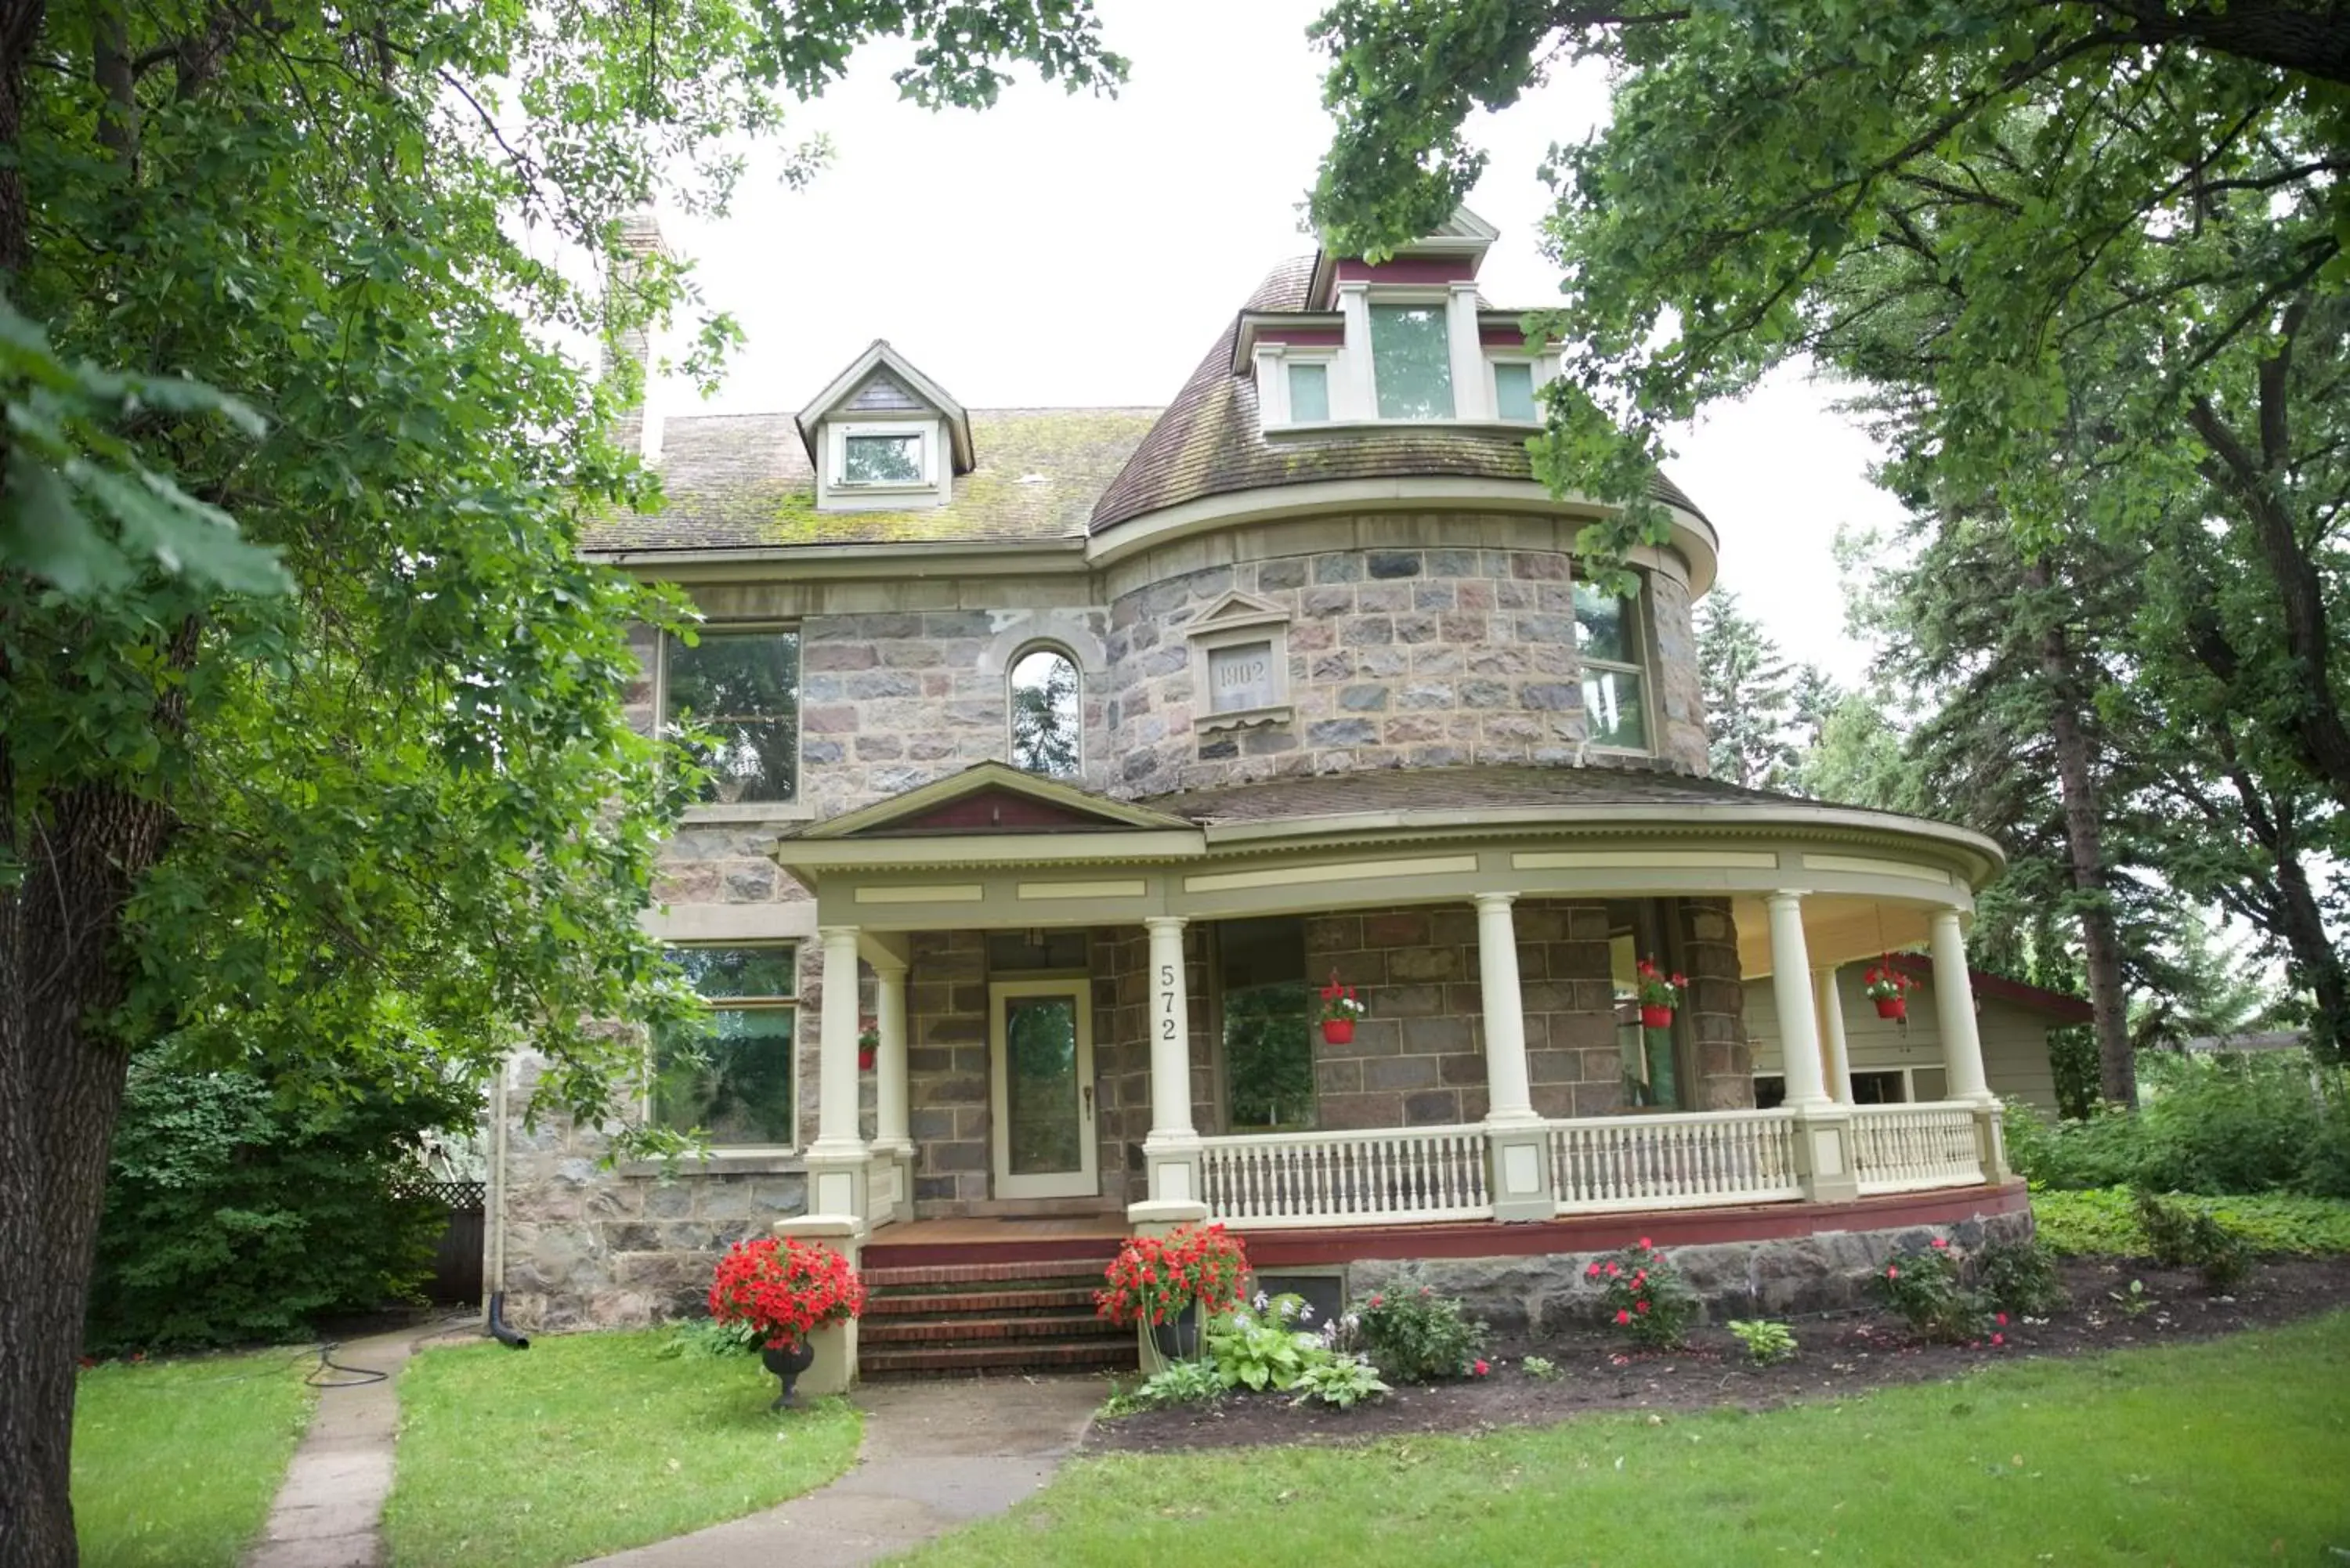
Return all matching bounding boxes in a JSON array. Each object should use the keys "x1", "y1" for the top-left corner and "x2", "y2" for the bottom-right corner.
[{"x1": 489, "y1": 210, "x2": 2029, "y2": 1369}]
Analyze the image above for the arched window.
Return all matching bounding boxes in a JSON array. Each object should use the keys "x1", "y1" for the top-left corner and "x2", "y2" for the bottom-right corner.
[{"x1": 1008, "y1": 645, "x2": 1082, "y2": 779}]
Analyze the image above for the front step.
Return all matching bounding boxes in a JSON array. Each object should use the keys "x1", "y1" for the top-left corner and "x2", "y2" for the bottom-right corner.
[{"x1": 858, "y1": 1253, "x2": 1136, "y2": 1380}]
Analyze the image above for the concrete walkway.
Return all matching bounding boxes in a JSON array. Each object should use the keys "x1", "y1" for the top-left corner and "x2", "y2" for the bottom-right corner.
[
  {"x1": 244, "y1": 1324, "x2": 451, "y2": 1568},
  {"x1": 586, "y1": 1375, "x2": 1102, "y2": 1568}
]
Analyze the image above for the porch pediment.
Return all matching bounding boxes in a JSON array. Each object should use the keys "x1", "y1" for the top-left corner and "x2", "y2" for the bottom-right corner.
[{"x1": 791, "y1": 761, "x2": 1194, "y2": 842}]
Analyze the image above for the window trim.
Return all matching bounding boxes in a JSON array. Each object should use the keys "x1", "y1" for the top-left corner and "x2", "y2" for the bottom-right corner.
[
  {"x1": 1006, "y1": 640, "x2": 1085, "y2": 781},
  {"x1": 1186, "y1": 594, "x2": 1295, "y2": 732},
  {"x1": 1573, "y1": 573, "x2": 1658, "y2": 758},
  {"x1": 647, "y1": 941, "x2": 802, "y2": 1156},
  {"x1": 1488, "y1": 354, "x2": 1542, "y2": 425},
  {"x1": 656, "y1": 620, "x2": 812, "y2": 822}
]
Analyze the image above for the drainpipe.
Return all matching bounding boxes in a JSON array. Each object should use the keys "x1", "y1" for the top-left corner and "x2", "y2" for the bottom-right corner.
[{"x1": 483, "y1": 1059, "x2": 526, "y2": 1346}]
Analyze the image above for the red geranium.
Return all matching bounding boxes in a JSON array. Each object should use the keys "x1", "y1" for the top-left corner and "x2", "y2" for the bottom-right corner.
[
  {"x1": 1094, "y1": 1224, "x2": 1249, "y2": 1328},
  {"x1": 708, "y1": 1237, "x2": 865, "y2": 1353}
]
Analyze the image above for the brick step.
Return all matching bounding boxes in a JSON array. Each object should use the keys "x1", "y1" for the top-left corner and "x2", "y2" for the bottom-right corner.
[
  {"x1": 863, "y1": 1285, "x2": 1100, "y2": 1317},
  {"x1": 862, "y1": 1312, "x2": 1123, "y2": 1346},
  {"x1": 862, "y1": 1257, "x2": 1116, "y2": 1290},
  {"x1": 859, "y1": 1339, "x2": 1137, "y2": 1378}
]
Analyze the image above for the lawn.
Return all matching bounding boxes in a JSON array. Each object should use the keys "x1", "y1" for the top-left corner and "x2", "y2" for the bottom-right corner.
[
  {"x1": 74, "y1": 1348, "x2": 315, "y2": 1568},
  {"x1": 2033, "y1": 1186, "x2": 2350, "y2": 1255},
  {"x1": 900, "y1": 1313, "x2": 2350, "y2": 1567},
  {"x1": 383, "y1": 1330, "x2": 862, "y2": 1568}
]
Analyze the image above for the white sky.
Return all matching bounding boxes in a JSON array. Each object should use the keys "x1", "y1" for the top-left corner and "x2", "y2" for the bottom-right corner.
[{"x1": 650, "y1": 0, "x2": 1905, "y2": 684}]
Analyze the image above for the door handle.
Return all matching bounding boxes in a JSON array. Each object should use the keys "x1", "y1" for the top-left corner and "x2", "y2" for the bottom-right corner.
[{"x1": 1082, "y1": 1085, "x2": 1094, "y2": 1120}]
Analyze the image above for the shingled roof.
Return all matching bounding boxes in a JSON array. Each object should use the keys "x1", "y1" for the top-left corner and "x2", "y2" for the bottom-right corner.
[
  {"x1": 1145, "y1": 763, "x2": 1904, "y2": 826},
  {"x1": 583, "y1": 406, "x2": 1159, "y2": 552},
  {"x1": 1087, "y1": 258, "x2": 1705, "y2": 533}
]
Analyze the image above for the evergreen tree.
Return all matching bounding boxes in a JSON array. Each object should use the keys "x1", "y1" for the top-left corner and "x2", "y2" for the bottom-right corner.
[{"x1": 1696, "y1": 587, "x2": 1798, "y2": 789}]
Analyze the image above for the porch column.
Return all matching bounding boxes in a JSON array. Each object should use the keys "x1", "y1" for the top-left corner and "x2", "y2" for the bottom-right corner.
[
  {"x1": 804, "y1": 924, "x2": 870, "y2": 1221},
  {"x1": 1134, "y1": 916, "x2": 1207, "y2": 1223},
  {"x1": 869, "y1": 951, "x2": 914, "y2": 1225},
  {"x1": 1929, "y1": 909, "x2": 2008, "y2": 1181},
  {"x1": 1767, "y1": 892, "x2": 1857, "y2": 1201},
  {"x1": 1814, "y1": 964, "x2": 1853, "y2": 1104},
  {"x1": 1474, "y1": 892, "x2": 1553, "y2": 1221}
]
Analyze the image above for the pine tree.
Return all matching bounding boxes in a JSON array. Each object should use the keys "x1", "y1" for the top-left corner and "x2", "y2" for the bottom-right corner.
[{"x1": 1696, "y1": 587, "x2": 1799, "y2": 789}]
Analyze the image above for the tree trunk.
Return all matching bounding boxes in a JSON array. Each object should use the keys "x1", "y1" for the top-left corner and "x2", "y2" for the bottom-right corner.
[
  {"x1": 2024, "y1": 558, "x2": 2137, "y2": 1107},
  {"x1": 2222, "y1": 753, "x2": 2350, "y2": 1067}
]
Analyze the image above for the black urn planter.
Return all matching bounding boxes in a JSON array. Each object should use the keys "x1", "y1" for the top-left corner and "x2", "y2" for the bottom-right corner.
[
  {"x1": 1149, "y1": 1303, "x2": 1203, "y2": 1364},
  {"x1": 761, "y1": 1339, "x2": 818, "y2": 1410}
]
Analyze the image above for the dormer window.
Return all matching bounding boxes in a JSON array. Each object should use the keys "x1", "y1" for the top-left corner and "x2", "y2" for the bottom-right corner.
[
  {"x1": 840, "y1": 428, "x2": 925, "y2": 487},
  {"x1": 1493, "y1": 360, "x2": 1537, "y2": 422},
  {"x1": 1369, "y1": 303, "x2": 1455, "y2": 420},
  {"x1": 796, "y1": 341, "x2": 974, "y2": 512},
  {"x1": 1286, "y1": 361, "x2": 1330, "y2": 422}
]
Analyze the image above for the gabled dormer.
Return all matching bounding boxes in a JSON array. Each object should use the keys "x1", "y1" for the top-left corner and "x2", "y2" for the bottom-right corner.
[
  {"x1": 1234, "y1": 208, "x2": 1560, "y2": 435},
  {"x1": 795, "y1": 341, "x2": 976, "y2": 512}
]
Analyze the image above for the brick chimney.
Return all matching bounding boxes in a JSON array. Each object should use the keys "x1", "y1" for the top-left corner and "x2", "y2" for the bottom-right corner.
[{"x1": 602, "y1": 209, "x2": 669, "y2": 459}]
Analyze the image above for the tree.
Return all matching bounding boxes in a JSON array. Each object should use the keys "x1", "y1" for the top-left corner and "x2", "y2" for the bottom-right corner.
[
  {"x1": 1694, "y1": 587, "x2": 1797, "y2": 789},
  {"x1": 0, "y1": 5, "x2": 1125, "y2": 1563}
]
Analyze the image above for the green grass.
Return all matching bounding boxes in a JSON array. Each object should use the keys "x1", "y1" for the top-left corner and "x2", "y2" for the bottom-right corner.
[
  {"x1": 2033, "y1": 1186, "x2": 2350, "y2": 1255},
  {"x1": 74, "y1": 1348, "x2": 315, "y2": 1567},
  {"x1": 901, "y1": 1313, "x2": 2350, "y2": 1568},
  {"x1": 384, "y1": 1331, "x2": 862, "y2": 1568}
]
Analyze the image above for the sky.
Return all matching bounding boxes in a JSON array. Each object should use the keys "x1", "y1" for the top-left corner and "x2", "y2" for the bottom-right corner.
[{"x1": 645, "y1": 0, "x2": 1908, "y2": 685}]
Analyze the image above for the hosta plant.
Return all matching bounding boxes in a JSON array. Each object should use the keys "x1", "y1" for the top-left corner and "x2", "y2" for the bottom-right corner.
[
  {"x1": 1290, "y1": 1353, "x2": 1390, "y2": 1410},
  {"x1": 1206, "y1": 1292, "x2": 1333, "y2": 1391},
  {"x1": 1726, "y1": 1319, "x2": 1798, "y2": 1366}
]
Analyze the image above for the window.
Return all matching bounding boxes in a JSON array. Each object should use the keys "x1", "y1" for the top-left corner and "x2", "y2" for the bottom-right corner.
[
  {"x1": 1609, "y1": 902, "x2": 1684, "y2": 1110},
  {"x1": 841, "y1": 431, "x2": 924, "y2": 486},
  {"x1": 1286, "y1": 361, "x2": 1330, "y2": 422},
  {"x1": 1574, "y1": 580, "x2": 1650, "y2": 751},
  {"x1": 1217, "y1": 917, "x2": 1314, "y2": 1132},
  {"x1": 652, "y1": 945, "x2": 797, "y2": 1146},
  {"x1": 1753, "y1": 1074, "x2": 1786, "y2": 1110},
  {"x1": 1009, "y1": 646, "x2": 1082, "y2": 779},
  {"x1": 1493, "y1": 360, "x2": 1537, "y2": 421},
  {"x1": 1369, "y1": 303, "x2": 1455, "y2": 419},
  {"x1": 663, "y1": 627, "x2": 799, "y2": 804},
  {"x1": 1850, "y1": 1070, "x2": 1908, "y2": 1105}
]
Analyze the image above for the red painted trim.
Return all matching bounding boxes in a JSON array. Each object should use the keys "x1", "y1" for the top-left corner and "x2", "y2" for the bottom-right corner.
[
  {"x1": 884, "y1": 788, "x2": 1124, "y2": 833},
  {"x1": 1480, "y1": 325, "x2": 1543, "y2": 347},
  {"x1": 1887, "y1": 954, "x2": 2095, "y2": 1023},
  {"x1": 1333, "y1": 258, "x2": 1478, "y2": 286},
  {"x1": 1255, "y1": 327, "x2": 1344, "y2": 348},
  {"x1": 1237, "y1": 1183, "x2": 2030, "y2": 1268}
]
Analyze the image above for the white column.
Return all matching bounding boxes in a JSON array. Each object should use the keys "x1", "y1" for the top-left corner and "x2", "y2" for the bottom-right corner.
[
  {"x1": 1475, "y1": 892, "x2": 1538, "y2": 1124},
  {"x1": 1813, "y1": 964, "x2": 1853, "y2": 1104},
  {"x1": 1931, "y1": 910, "x2": 1994, "y2": 1104},
  {"x1": 811, "y1": 925, "x2": 866, "y2": 1157},
  {"x1": 1144, "y1": 917, "x2": 1196, "y2": 1142},
  {"x1": 1447, "y1": 283, "x2": 1490, "y2": 419},
  {"x1": 1766, "y1": 893, "x2": 1831, "y2": 1111},
  {"x1": 872, "y1": 955, "x2": 910, "y2": 1154}
]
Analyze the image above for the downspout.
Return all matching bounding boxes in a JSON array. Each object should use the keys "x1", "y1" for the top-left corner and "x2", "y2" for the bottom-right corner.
[{"x1": 485, "y1": 1057, "x2": 528, "y2": 1348}]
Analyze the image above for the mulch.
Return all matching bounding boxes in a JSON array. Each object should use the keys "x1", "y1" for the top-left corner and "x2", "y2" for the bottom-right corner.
[{"x1": 1086, "y1": 1253, "x2": 2350, "y2": 1454}]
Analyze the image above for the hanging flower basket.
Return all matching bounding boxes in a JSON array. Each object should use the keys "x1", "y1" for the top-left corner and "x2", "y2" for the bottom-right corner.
[
  {"x1": 1634, "y1": 959, "x2": 1687, "y2": 1031},
  {"x1": 1318, "y1": 970, "x2": 1365, "y2": 1045},
  {"x1": 1862, "y1": 959, "x2": 1914, "y2": 1022},
  {"x1": 858, "y1": 1017, "x2": 879, "y2": 1072}
]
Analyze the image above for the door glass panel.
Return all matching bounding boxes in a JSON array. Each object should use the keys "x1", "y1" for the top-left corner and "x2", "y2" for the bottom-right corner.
[{"x1": 1003, "y1": 995, "x2": 1083, "y2": 1176}]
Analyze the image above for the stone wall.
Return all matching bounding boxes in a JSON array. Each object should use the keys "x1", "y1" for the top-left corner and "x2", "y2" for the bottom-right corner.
[
  {"x1": 1679, "y1": 897, "x2": 1754, "y2": 1111},
  {"x1": 1349, "y1": 1205, "x2": 2034, "y2": 1339}
]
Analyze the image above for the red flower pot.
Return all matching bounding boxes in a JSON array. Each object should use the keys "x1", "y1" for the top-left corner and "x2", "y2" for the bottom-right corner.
[
  {"x1": 1640, "y1": 1004, "x2": 1675, "y2": 1030},
  {"x1": 857, "y1": 1048, "x2": 877, "y2": 1071},
  {"x1": 1873, "y1": 995, "x2": 1907, "y2": 1021},
  {"x1": 1321, "y1": 1018, "x2": 1355, "y2": 1045}
]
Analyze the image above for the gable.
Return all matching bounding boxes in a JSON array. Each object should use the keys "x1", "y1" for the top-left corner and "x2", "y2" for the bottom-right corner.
[
  {"x1": 792, "y1": 761, "x2": 1194, "y2": 841},
  {"x1": 847, "y1": 371, "x2": 923, "y2": 413},
  {"x1": 876, "y1": 786, "x2": 1134, "y2": 835}
]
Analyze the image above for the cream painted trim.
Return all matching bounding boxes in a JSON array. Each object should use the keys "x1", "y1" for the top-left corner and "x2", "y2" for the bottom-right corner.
[
  {"x1": 1019, "y1": 879, "x2": 1148, "y2": 900},
  {"x1": 1514, "y1": 849, "x2": 1779, "y2": 871},
  {"x1": 855, "y1": 883, "x2": 985, "y2": 905},
  {"x1": 1184, "y1": 854, "x2": 1477, "y2": 894},
  {"x1": 1801, "y1": 854, "x2": 1955, "y2": 887},
  {"x1": 988, "y1": 977, "x2": 1098, "y2": 1200},
  {"x1": 642, "y1": 902, "x2": 819, "y2": 941}
]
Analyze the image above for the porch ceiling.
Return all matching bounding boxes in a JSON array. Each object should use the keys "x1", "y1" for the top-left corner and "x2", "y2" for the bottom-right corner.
[{"x1": 1734, "y1": 892, "x2": 1943, "y2": 977}]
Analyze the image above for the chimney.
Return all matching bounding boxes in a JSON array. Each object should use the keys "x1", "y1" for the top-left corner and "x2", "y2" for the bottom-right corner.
[{"x1": 602, "y1": 209, "x2": 670, "y2": 460}]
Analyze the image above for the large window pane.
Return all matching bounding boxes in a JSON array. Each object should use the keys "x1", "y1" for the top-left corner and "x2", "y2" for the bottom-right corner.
[
  {"x1": 1370, "y1": 304, "x2": 1455, "y2": 420},
  {"x1": 842, "y1": 432, "x2": 922, "y2": 484},
  {"x1": 665, "y1": 628, "x2": 798, "y2": 804},
  {"x1": 653, "y1": 944, "x2": 795, "y2": 1146},
  {"x1": 1286, "y1": 361, "x2": 1329, "y2": 422},
  {"x1": 1004, "y1": 995, "x2": 1083, "y2": 1176},
  {"x1": 1220, "y1": 917, "x2": 1314, "y2": 1132},
  {"x1": 1609, "y1": 918, "x2": 1680, "y2": 1111},
  {"x1": 1009, "y1": 647, "x2": 1081, "y2": 779},
  {"x1": 1583, "y1": 668, "x2": 1648, "y2": 749},
  {"x1": 1572, "y1": 583, "x2": 1638, "y2": 664},
  {"x1": 1494, "y1": 360, "x2": 1536, "y2": 421}
]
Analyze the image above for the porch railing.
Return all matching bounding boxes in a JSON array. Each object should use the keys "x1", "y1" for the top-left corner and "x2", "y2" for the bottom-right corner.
[
  {"x1": 1198, "y1": 1124, "x2": 1493, "y2": 1228},
  {"x1": 1849, "y1": 1102, "x2": 1985, "y2": 1194},
  {"x1": 1549, "y1": 1109, "x2": 1803, "y2": 1213}
]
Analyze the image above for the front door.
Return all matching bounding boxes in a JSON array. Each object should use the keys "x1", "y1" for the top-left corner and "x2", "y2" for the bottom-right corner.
[{"x1": 989, "y1": 978, "x2": 1097, "y2": 1198}]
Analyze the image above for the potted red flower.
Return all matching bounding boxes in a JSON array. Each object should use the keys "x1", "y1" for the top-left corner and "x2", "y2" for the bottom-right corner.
[
  {"x1": 708, "y1": 1237, "x2": 866, "y2": 1409},
  {"x1": 1862, "y1": 960, "x2": 1914, "y2": 1021},
  {"x1": 857, "y1": 1016, "x2": 880, "y2": 1072},
  {"x1": 1634, "y1": 959, "x2": 1687, "y2": 1029},
  {"x1": 1318, "y1": 971, "x2": 1366, "y2": 1045},
  {"x1": 1094, "y1": 1223, "x2": 1249, "y2": 1361}
]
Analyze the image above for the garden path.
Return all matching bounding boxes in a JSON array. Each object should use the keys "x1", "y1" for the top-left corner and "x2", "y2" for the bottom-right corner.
[{"x1": 583, "y1": 1374, "x2": 1101, "y2": 1568}]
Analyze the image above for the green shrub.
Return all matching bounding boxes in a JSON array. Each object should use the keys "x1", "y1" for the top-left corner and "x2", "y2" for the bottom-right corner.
[
  {"x1": 1868, "y1": 1241, "x2": 1990, "y2": 1344},
  {"x1": 2135, "y1": 1191, "x2": 2253, "y2": 1291},
  {"x1": 1975, "y1": 1238, "x2": 2070, "y2": 1316},
  {"x1": 1351, "y1": 1276, "x2": 1490, "y2": 1382},
  {"x1": 1726, "y1": 1319, "x2": 1798, "y2": 1365},
  {"x1": 1520, "y1": 1354, "x2": 1562, "y2": 1381},
  {"x1": 1104, "y1": 1358, "x2": 1227, "y2": 1414},
  {"x1": 88, "y1": 1049, "x2": 465, "y2": 1355},
  {"x1": 1586, "y1": 1240, "x2": 1697, "y2": 1349},
  {"x1": 2034, "y1": 1187, "x2": 2350, "y2": 1255},
  {"x1": 2008, "y1": 1058, "x2": 2350, "y2": 1199},
  {"x1": 1205, "y1": 1294, "x2": 1332, "y2": 1392}
]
